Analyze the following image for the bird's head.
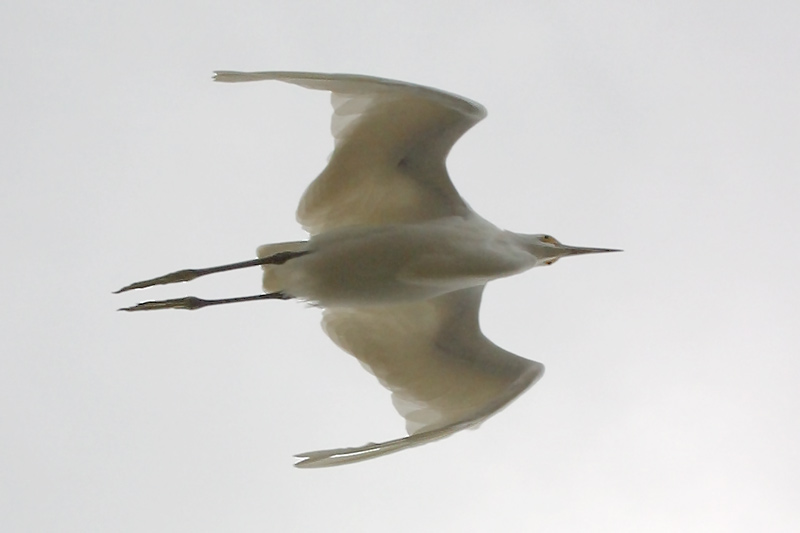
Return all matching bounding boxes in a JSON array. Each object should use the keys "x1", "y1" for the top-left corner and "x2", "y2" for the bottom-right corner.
[{"x1": 528, "y1": 234, "x2": 621, "y2": 267}]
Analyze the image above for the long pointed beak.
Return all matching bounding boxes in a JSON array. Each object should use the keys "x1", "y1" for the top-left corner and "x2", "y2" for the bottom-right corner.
[{"x1": 559, "y1": 245, "x2": 623, "y2": 257}]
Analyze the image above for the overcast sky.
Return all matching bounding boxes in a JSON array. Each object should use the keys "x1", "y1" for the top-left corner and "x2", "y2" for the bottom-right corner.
[{"x1": 2, "y1": 1, "x2": 799, "y2": 531}]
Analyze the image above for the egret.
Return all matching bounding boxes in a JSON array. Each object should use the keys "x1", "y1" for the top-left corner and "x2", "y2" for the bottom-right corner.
[{"x1": 116, "y1": 71, "x2": 619, "y2": 467}]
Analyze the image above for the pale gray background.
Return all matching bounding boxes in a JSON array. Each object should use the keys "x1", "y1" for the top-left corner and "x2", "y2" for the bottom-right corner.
[{"x1": 2, "y1": 1, "x2": 798, "y2": 531}]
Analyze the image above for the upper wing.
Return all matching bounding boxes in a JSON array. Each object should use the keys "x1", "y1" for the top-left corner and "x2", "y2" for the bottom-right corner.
[
  {"x1": 214, "y1": 71, "x2": 487, "y2": 234},
  {"x1": 294, "y1": 286, "x2": 544, "y2": 468}
]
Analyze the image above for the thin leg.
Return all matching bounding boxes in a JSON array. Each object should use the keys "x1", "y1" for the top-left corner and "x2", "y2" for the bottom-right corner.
[
  {"x1": 114, "y1": 250, "x2": 309, "y2": 294},
  {"x1": 118, "y1": 291, "x2": 293, "y2": 312}
]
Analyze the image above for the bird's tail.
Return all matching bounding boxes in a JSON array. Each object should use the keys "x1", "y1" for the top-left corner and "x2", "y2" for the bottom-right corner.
[{"x1": 256, "y1": 241, "x2": 309, "y2": 293}]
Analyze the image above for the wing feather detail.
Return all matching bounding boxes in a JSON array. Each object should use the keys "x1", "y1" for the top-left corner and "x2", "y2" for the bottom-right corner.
[
  {"x1": 294, "y1": 287, "x2": 544, "y2": 467},
  {"x1": 214, "y1": 71, "x2": 486, "y2": 233}
]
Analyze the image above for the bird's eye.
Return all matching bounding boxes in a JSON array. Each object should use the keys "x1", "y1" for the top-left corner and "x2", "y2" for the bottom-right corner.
[{"x1": 540, "y1": 235, "x2": 558, "y2": 245}]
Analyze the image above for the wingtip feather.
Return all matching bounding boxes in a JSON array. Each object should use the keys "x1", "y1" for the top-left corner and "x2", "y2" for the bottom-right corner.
[{"x1": 291, "y1": 423, "x2": 471, "y2": 468}]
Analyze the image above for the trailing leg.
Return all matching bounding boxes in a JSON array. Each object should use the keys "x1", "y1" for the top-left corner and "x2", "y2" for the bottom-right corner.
[
  {"x1": 114, "y1": 250, "x2": 310, "y2": 294},
  {"x1": 118, "y1": 291, "x2": 293, "y2": 312}
]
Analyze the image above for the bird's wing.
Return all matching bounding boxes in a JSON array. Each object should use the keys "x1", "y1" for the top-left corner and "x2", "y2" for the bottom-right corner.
[
  {"x1": 214, "y1": 71, "x2": 487, "y2": 234},
  {"x1": 294, "y1": 286, "x2": 544, "y2": 468}
]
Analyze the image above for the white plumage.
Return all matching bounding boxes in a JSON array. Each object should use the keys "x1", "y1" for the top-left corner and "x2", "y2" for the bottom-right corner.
[{"x1": 117, "y1": 71, "x2": 618, "y2": 467}]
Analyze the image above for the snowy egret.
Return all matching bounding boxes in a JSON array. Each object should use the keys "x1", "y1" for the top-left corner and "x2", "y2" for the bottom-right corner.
[{"x1": 116, "y1": 71, "x2": 619, "y2": 467}]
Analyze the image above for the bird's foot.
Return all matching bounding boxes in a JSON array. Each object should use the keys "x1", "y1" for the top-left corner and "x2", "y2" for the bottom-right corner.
[{"x1": 114, "y1": 269, "x2": 201, "y2": 294}]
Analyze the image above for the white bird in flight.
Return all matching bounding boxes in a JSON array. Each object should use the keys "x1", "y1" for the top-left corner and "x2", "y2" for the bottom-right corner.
[{"x1": 117, "y1": 71, "x2": 619, "y2": 468}]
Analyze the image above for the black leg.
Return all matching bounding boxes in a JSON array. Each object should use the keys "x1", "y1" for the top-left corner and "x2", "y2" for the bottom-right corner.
[
  {"x1": 114, "y1": 250, "x2": 309, "y2": 294},
  {"x1": 118, "y1": 291, "x2": 293, "y2": 312}
]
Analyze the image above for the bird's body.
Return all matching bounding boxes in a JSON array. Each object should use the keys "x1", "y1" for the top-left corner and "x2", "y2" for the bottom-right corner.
[
  {"x1": 260, "y1": 216, "x2": 538, "y2": 307},
  {"x1": 117, "y1": 71, "x2": 619, "y2": 467}
]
